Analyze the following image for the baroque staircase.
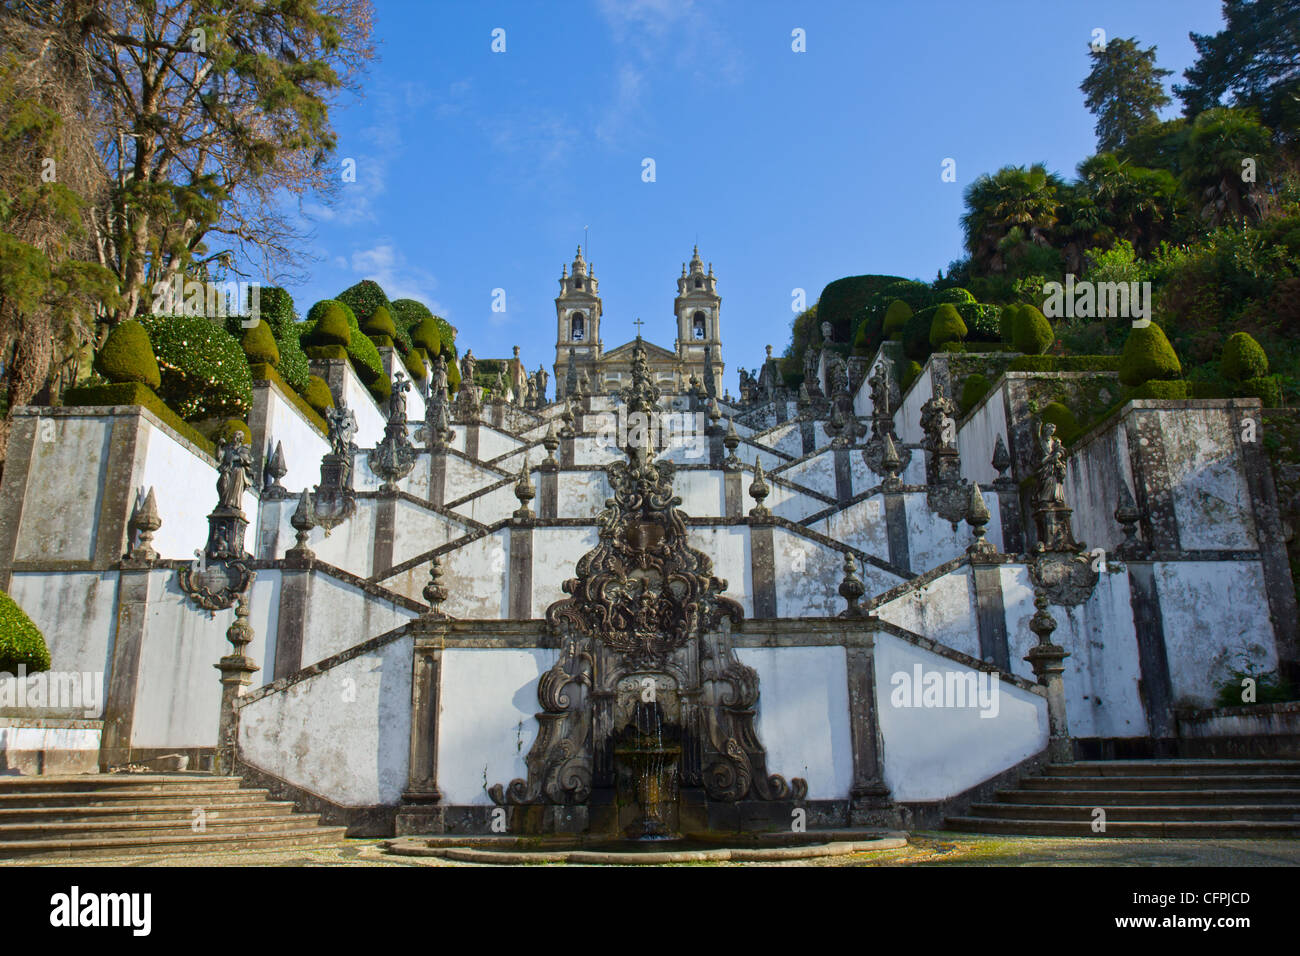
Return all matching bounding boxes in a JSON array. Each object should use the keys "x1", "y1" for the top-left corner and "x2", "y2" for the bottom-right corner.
[
  {"x1": 946, "y1": 759, "x2": 1300, "y2": 837},
  {"x1": 0, "y1": 774, "x2": 347, "y2": 859}
]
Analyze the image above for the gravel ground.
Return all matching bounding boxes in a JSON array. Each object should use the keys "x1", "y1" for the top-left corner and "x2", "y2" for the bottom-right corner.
[{"x1": 5, "y1": 832, "x2": 1299, "y2": 867}]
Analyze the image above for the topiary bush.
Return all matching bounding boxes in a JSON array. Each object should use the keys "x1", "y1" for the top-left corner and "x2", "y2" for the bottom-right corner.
[
  {"x1": 241, "y1": 319, "x2": 280, "y2": 367},
  {"x1": 348, "y1": 328, "x2": 384, "y2": 384},
  {"x1": 959, "y1": 373, "x2": 991, "y2": 415},
  {"x1": 902, "y1": 308, "x2": 935, "y2": 360},
  {"x1": 0, "y1": 589, "x2": 51, "y2": 673},
  {"x1": 211, "y1": 419, "x2": 253, "y2": 447},
  {"x1": 882, "y1": 299, "x2": 913, "y2": 339},
  {"x1": 252, "y1": 286, "x2": 296, "y2": 337},
  {"x1": 999, "y1": 303, "x2": 1020, "y2": 343},
  {"x1": 94, "y1": 320, "x2": 161, "y2": 389},
  {"x1": 363, "y1": 304, "x2": 397, "y2": 348},
  {"x1": 900, "y1": 359, "x2": 923, "y2": 392},
  {"x1": 302, "y1": 374, "x2": 334, "y2": 415},
  {"x1": 305, "y1": 302, "x2": 352, "y2": 348},
  {"x1": 274, "y1": 323, "x2": 311, "y2": 393},
  {"x1": 1238, "y1": 376, "x2": 1283, "y2": 407},
  {"x1": 1119, "y1": 324, "x2": 1182, "y2": 387},
  {"x1": 403, "y1": 346, "x2": 427, "y2": 381},
  {"x1": 336, "y1": 279, "x2": 390, "y2": 329},
  {"x1": 140, "y1": 315, "x2": 254, "y2": 420},
  {"x1": 446, "y1": 354, "x2": 462, "y2": 395},
  {"x1": 1039, "y1": 401, "x2": 1079, "y2": 443},
  {"x1": 935, "y1": 287, "x2": 977, "y2": 305},
  {"x1": 1221, "y1": 331, "x2": 1269, "y2": 382},
  {"x1": 411, "y1": 317, "x2": 442, "y2": 356},
  {"x1": 929, "y1": 303, "x2": 968, "y2": 349},
  {"x1": 1012, "y1": 304, "x2": 1054, "y2": 355}
]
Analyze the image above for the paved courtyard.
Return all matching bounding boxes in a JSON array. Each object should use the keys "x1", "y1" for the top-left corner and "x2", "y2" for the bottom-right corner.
[{"x1": 5, "y1": 833, "x2": 1299, "y2": 867}]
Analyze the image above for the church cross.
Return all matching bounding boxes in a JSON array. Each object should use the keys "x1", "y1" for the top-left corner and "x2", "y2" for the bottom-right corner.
[{"x1": 633, "y1": 317, "x2": 645, "y2": 335}]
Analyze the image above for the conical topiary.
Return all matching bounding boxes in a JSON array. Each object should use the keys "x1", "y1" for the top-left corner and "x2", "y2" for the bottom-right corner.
[
  {"x1": 363, "y1": 304, "x2": 398, "y2": 347},
  {"x1": 1012, "y1": 304, "x2": 1053, "y2": 355},
  {"x1": 1119, "y1": 324, "x2": 1182, "y2": 387},
  {"x1": 929, "y1": 303, "x2": 968, "y2": 349},
  {"x1": 412, "y1": 317, "x2": 442, "y2": 356},
  {"x1": 882, "y1": 299, "x2": 913, "y2": 339},
  {"x1": 94, "y1": 320, "x2": 161, "y2": 389},
  {"x1": 303, "y1": 374, "x2": 335, "y2": 415},
  {"x1": 309, "y1": 302, "x2": 352, "y2": 348},
  {"x1": 241, "y1": 319, "x2": 280, "y2": 367},
  {"x1": 0, "y1": 589, "x2": 51, "y2": 673},
  {"x1": 1221, "y1": 331, "x2": 1268, "y2": 383}
]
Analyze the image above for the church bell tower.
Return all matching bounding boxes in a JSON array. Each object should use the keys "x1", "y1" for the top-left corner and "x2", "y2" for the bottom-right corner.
[
  {"x1": 675, "y1": 245, "x2": 723, "y2": 384},
  {"x1": 555, "y1": 246, "x2": 602, "y2": 399}
]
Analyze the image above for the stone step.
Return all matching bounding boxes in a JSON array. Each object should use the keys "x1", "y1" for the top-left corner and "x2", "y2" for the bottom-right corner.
[
  {"x1": 945, "y1": 817, "x2": 1300, "y2": 838},
  {"x1": 967, "y1": 802, "x2": 1300, "y2": 822},
  {"x1": 1021, "y1": 774, "x2": 1300, "y2": 791},
  {"x1": 0, "y1": 774, "x2": 241, "y2": 793},
  {"x1": 0, "y1": 800, "x2": 300, "y2": 825},
  {"x1": 1043, "y1": 760, "x2": 1300, "y2": 777},
  {"x1": 0, "y1": 787, "x2": 273, "y2": 809},
  {"x1": 995, "y1": 788, "x2": 1300, "y2": 806},
  {"x1": 0, "y1": 825, "x2": 349, "y2": 859},
  {"x1": 0, "y1": 812, "x2": 328, "y2": 843}
]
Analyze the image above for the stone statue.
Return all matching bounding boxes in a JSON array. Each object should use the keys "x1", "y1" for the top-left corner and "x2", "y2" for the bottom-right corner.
[
  {"x1": 215, "y1": 437, "x2": 254, "y2": 510},
  {"x1": 495, "y1": 369, "x2": 506, "y2": 400},
  {"x1": 390, "y1": 371, "x2": 410, "y2": 423},
  {"x1": 460, "y1": 349, "x2": 476, "y2": 386},
  {"x1": 432, "y1": 355, "x2": 448, "y2": 399},
  {"x1": 1036, "y1": 421, "x2": 1069, "y2": 506},
  {"x1": 525, "y1": 377, "x2": 538, "y2": 408},
  {"x1": 869, "y1": 365, "x2": 890, "y2": 419},
  {"x1": 326, "y1": 402, "x2": 358, "y2": 458},
  {"x1": 536, "y1": 365, "x2": 549, "y2": 402}
]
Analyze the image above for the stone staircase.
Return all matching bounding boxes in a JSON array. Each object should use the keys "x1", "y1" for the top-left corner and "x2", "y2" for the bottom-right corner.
[
  {"x1": 946, "y1": 759, "x2": 1300, "y2": 838},
  {"x1": 0, "y1": 774, "x2": 348, "y2": 859}
]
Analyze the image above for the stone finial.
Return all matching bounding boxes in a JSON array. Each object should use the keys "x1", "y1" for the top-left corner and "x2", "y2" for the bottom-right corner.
[
  {"x1": 1024, "y1": 587, "x2": 1072, "y2": 763},
  {"x1": 541, "y1": 420, "x2": 560, "y2": 470},
  {"x1": 723, "y1": 417, "x2": 741, "y2": 470},
  {"x1": 263, "y1": 441, "x2": 288, "y2": 498},
  {"x1": 748, "y1": 458, "x2": 771, "y2": 518},
  {"x1": 992, "y1": 434, "x2": 1012, "y2": 484},
  {"x1": 880, "y1": 433, "x2": 903, "y2": 491},
  {"x1": 225, "y1": 593, "x2": 255, "y2": 657},
  {"x1": 128, "y1": 487, "x2": 162, "y2": 561},
  {"x1": 422, "y1": 553, "x2": 449, "y2": 619},
  {"x1": 838, "y1": 552, "x2": 866, "y2": 617},
  {"x1": 1114, "y1": 480, "x2": 1145, "y2": 558},
  {"x1": 215, "y1": 590, "x2": 260, "y2": 775},
  {"x1": 560, "y1": 397, "x2": 576, "y2": 438},
  {"x1": 513, "y1": 457, "x2": 535, "y2": 520},
  {"x1": 287, "y1": 489, "x2": 314, "y2": 559},
  {"x1": 966, "y1": 483, "x2": 996, "y2": 555},
  {"x1": 708, "y1": 398, "x2": 722, "y2": 428}
]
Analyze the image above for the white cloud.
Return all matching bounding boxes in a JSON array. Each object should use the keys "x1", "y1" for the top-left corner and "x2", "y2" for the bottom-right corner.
[{"x1": 347, "y1": 242, "x2": 447, "y2": 315}]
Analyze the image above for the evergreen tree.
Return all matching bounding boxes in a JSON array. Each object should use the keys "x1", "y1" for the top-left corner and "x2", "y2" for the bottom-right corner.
[{"x1": 1080, "y1": 37, "x2": 1173, "y2": 153}]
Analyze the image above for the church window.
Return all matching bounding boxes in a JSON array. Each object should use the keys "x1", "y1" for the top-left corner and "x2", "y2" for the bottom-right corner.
[
  {"x1": 693, "y1": 311, "x2": 706, "y2": 339},
  {"x1": 694, "y1": 277, "x2": 703, "y2": 289},
  {"x1": 571, "y1": 313, "x2": 585, "y2": 341},
  {"x1": 575, "y1": 278, "x2": 583, "y2": 290}
]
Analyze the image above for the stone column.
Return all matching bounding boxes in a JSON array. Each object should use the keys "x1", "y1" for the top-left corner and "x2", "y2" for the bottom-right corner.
[
  {"x1": 100, "y1": 566, "x2": 152, "y2": 770},
  {"x1": 396, "y1": 628, "x2": 446, "y2": 835},
  {"x1": 845, "y1": 632, "x2": 894, "y2": 825},
  {"x1": 1024, "y1": 591, "x2": 1072, "y2": 764},
  {"x1": 215, "y1": 593, "x2": 260, "y2": 775}
]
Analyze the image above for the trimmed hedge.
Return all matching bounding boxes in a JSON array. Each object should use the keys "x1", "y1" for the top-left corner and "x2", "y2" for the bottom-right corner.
[
  {"x1": 1012, "y1": 304, "x2": 1054, "y2": 355},
  {"x1": 139, "y1": 315, "x2": 253, "y2": 421},
  {"x1": 302, "y1": 374, "x2": 335, "y2": 416},
  {"x1": 336, "y1": 280, "x2": 389, "y2": 329},
  {"x1": 1119, "y1": 324, "x2": 1182, "y2": 387},
  {"x1": 960, "y1": 373, "x2": 991, "y2": 415},
  {"x1": 1237, "y1": 375, "x2": 1283, "y2": 407},
  {"x1": 274, "y1": 323, "x2": 311, "y2": 393},
  {"x1": 446, "y1": 354, "x2": 462, "y2": 394},
  {"x1": 0, "y1": 589, "x2": 50, "y2": 673},
  {"x1": 306, "y1": 302, "x2": 352, "y2": 348},
  {"x1": 64, "y1": 382, "x2": 215, "y2": 455},
  {"x1": 882, "y1": 299, "x2": 913, "y2": 339},
  {"x1": 363, "y1": 304, "x2": 397, "y2": 347},
  {"x1": 411, "y1": 317, "x2": 443, "y2": 356},
  {"x1": 1040, "y1": 401, "x2": 1079, "y2": 443},
  {"x1": 899, "y1": 359, "x2": 923, "y2": 393},
  {"x1": 211, "y1": 419, "x2": 253, "y2": 446},
  {"x1": 999, "y1": 303, "x2": 1020, "y2": 343},
  {"x1": 94, "y1": 320, "x2": 160, "y2": 389},
  {"x1": 403, "y1": 346, "x2": 427, "y2": 381},
  {"x1": 248, "y1": 362, "x2": 328, "y2": 434},
  {"x1": 819, "y1": 274, "x2": 908, "y2": 347},
  {"x1": 1129, "y1": 380, "x2": 1226, "y2": 400},
  {"x1": 252, "y1": 286, "x2": 296, "y2": 336},
  {"x1": 241, "y1": 319, "x2": 280, "y2": 367},
  {"x1": 303, "y1": 299, "x2": 389, "y2": 402},
  {"x1": 1221, "y1": 332, "x2": 1268, "y2": 382},
  {"x1": 929, "y1": 303, "x2": 968, "y2": 349}
]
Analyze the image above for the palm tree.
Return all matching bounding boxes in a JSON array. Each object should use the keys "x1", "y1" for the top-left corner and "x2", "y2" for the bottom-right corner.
[
  {"x1": 961, "y1": 164, "x2": 1065, "y2": 274},
  {"x1": 1180, "y1": 108, "x2": 1274, "y2": 226},
  {"x1": 1077, "y1": 153, "x2": 1182, "y2": 255}
]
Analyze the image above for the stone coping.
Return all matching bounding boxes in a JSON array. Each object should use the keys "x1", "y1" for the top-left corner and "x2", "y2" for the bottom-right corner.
[
  {"x1": 1175, "y1": 700, "x2": 1300, "y2": 722},
  {"x1": 383, "y1": 831, "x2": 909, "y2": 865},
  {"x1": 15, "y1": 402, "x2": 218, "y2": 467},
  {"x1": 0, "y1": 716, "x2": 103, "y2": 729}
]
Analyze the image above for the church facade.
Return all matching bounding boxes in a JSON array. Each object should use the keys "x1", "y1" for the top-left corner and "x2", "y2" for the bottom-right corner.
[{"x1": 553, "y1": 245, "x2": 725, "y2": 399}]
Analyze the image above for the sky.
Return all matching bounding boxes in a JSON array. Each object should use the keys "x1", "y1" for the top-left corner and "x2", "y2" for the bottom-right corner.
[{"x1": 277, "y1": 0, "x2": 1228, "y2": 380}]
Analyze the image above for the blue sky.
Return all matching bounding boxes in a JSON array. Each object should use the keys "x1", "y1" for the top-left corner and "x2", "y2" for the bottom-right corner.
[{"x1": 280, "y1": 0, "x2": 1226, "y2": 378}]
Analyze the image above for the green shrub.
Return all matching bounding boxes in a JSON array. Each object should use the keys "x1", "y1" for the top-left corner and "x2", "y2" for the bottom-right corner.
[
  {"x1": 818, "y1": 274, "x2": 909, "y2": 347},
  {"x1": 959, "y1": 373, "x2": 991, "y2": 415},
  {"x1": 404, "y1": 347, "x2": 427, "y2": 381},
  {"x1": 411, "y1": 317, "x2": 443, "y2": 355},
  {"x1": 249, "y1": 363, "x2": 328, "y2": 435},
  {"x1": 0, "y1": 589, "x2": 50, "y2": 673},
  {"x1": 252, "y1": 286, "x2": 296, "y2": 336},
  {"x1": 211, "y1": 419, "x2": 253, "y2": 446},
  {"x1": 274, "y1": 323, "x2": 310, "y2": 393},
  {"x1": 935, "y1": 287, "x2": 977, "y2": 305},
  {"x1": 1119, "y1": 324, "x2": 1182, "y2": 386},
  {"x1": 929, "y1": 303, "x2": 968, "y2": 349},
  {"x1": 899, "y1": 359, "x2": 922, "y2": 392},
  {"x1": 902, "y1": 308, "x2": 935, "y2": 360},
  {"x1": 305, "y1": 298, "x2": 356, "y2": 328},
  {"x1": 336, "y1": 279, "x2": 389, "y2": 328},
  {"x1": 241, "y1": 319, "x2": 280, "y2": 367},
  {"x1": 94, "y1": 320, "x2": 161, "y2": 389},
  {"x1": 1040, "y1": 401, "x2": 1079, "y2": 443},
  {"x1": 302, "y1": 375, "x2": 335, "y2": 415},
  {"x1": 446, "y1": 355, "x2": 462, "y2": 394},
  {"x1": 63, "y1": 382, "x2": 215, "y2": 455},
  {"x1": 1221, "y1": 331, "x2": 1269, "y2": 382},
  {"x1": 1129, "y1": 380, "x2": 1222, "y2": 400},
  {"x1": 1000, "y1": 303, "x2": 1020, "y2": 343},
  {"x1": 363, "y1": 304, "x2": 397, "y2": 347},
  {"x1": 882, "y1": 299, "x2": 913, "y2": 338},
  {"x1": 1237, "y1": 375, "x2": 1283, "y2": 407},
  {"x1": 306, "y1": 302, "x2": 351, "y2": 348},
  {"x1": 1012, "y1": 304, "x2": 1054, "y2": 355},
  {"x1": 368, "y1": 368, "x2": 392, "y2": 402},
  {"x1": 349, "y1": 328, "x2": 384, "y2": 384},
  {"x1": 390, "y1": 298, "x2": 439, "y2": 353},
  {"x1": 139, "y1": 315, "x2": 253, "y2": 420},
  {"x1": 1007, "y1": 355, "x2": 1121, "y2": 372},
  {"x1": 964, "y1": 303, "x2": 1003, "y2": 342}
]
